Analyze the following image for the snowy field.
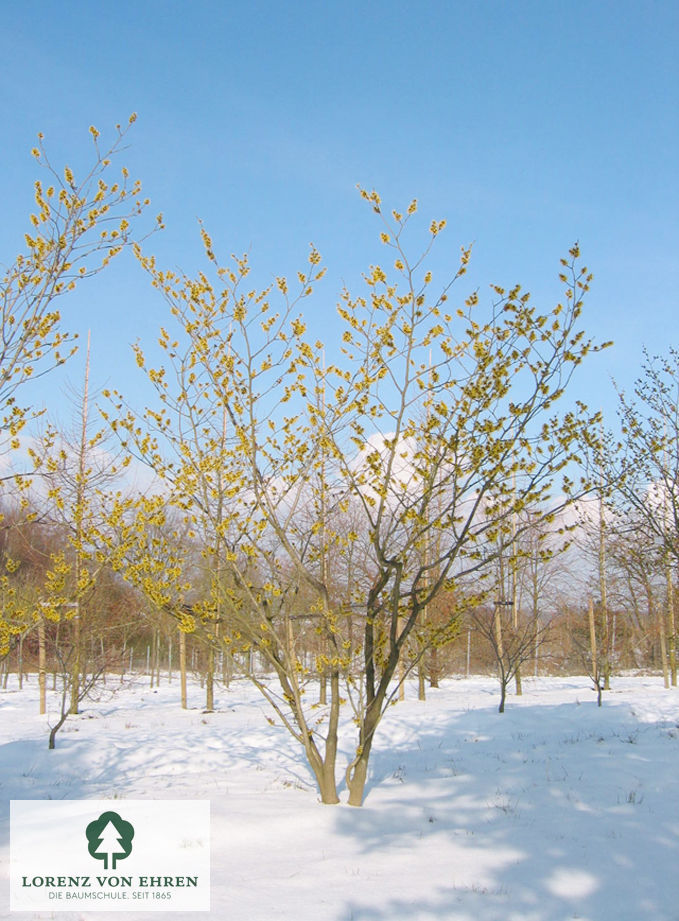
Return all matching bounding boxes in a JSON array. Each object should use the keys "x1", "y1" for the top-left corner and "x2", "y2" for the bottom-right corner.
[{"x1": 1, "y1": 672, "x2": 678, "y2": 921}]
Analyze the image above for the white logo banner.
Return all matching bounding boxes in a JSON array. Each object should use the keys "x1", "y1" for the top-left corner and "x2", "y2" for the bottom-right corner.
[{"x1": 10, "y1": 800, "x2": 210, "y2": 912}]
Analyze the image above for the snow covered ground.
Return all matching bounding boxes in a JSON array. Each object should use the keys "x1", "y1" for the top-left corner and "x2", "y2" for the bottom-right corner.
[{"x1": 1, "y1": 672, "x2": 678, "y2": 921}]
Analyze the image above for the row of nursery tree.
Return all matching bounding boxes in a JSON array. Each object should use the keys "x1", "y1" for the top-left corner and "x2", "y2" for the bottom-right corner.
[{"x1": 1, "y1": 121, "x2": 678, "y2": 804}]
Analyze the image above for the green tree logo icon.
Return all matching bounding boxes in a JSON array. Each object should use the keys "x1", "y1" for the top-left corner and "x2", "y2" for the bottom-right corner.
[{"x1": 86, "y1": 811, "x2": 135, "y2": 870}]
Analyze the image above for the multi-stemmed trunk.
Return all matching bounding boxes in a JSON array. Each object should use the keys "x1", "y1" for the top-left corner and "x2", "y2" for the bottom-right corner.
[
  {"x1": 346, "y1": 596, "x2": 421, "y2": 807},
  {"x1": 306, "y1": 670, "x2": 341, "y2": 804},
  {"x1": 346, "y1": 699, "x2": 381, "y2": 807}
]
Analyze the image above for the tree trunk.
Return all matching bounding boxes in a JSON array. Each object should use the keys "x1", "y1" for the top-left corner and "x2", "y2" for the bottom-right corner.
[
  {"x1": 398, "y1": 615, "x2": 406, "y2": 701},
  {"x1": 598, "y1": 453, "x2": 611, "y2": 691},
  {"x1": 49, "y1": 682, "x2": 71, "y2": 750},
  {"x1": 179, "y1": 629, "x2": 187, "y2": 709},
  {"x1": 306, "y1": 736, "x2": 339, "y2": 805},
  {"x1": 429, "y1": 646, "x2": 439, "y2": 688},
  {"x1": 346, "y1": 702, "x2": 381, "y2": 807},
  {"x1": 666, "y1": 559, "x2": 676, "y2": 686},
  {"x1": 223, "y1": 647, "x2": 232, "y2": 687},
  {"x1": 511, "y1": 485, "x2": 522, "y2": 696},
  {"x1": 589, "y1": 597, "x2": 598, "y2": 689},
  {"x1": 70, "y1": 613, "x2": 81, "y2": 712},
  {"x1": 48, "y1": 713, "x2": 69, "y2": 750},
  {"x1": 533, "y1": 604, "x2": 540, "y2": 678},
  {"x1": 18, "y1": 633, "x2": 24, "y2": 690},
  {"x1": 318, "y1": 670, "x2": 341, "y2": 804},
  {"x1": 154, "y1": 629, "x2": 161, "y2": 687},
  {"x1": 346, "y1": 749, "x2": 371, "y2": 807},
  {"x1": 286, "y1": 666, "x2": 340, "y2": 805},
  {"x1": 206, "y1": 642, "x2": 214, "y2": 711},
  {"x1": 418, "y1": 666, "x2": 426, "y2": 701},
  {"x1": 149, "y1": 628, "x2": 159, "y2": 688},
  {"x1": 316, "y1": 762, "x2": 339, "y2": 804},
  {"x1": 514, "y1": 665, "x2": 522, "y2": 695},
  {"x1": 494, "y1": 606, "x2": 504, "y2": 662},
  {"x1": 71, "y1": 338, "x2": 90, "y2": 714},
  {"x1": 658, "y1": 599, "x2": 670, "y2": 689},
  {"x1": 52, "y1": 622, "x2": 59, "y2": 690},
  {"x1": 38, "y1": 619, "x2": 46, "y2": 715}
]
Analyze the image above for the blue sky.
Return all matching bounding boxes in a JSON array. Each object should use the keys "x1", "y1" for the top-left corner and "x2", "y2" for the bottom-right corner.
[{"x1": 1, "y1": 0, "x2": 677, "y2": 431}]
